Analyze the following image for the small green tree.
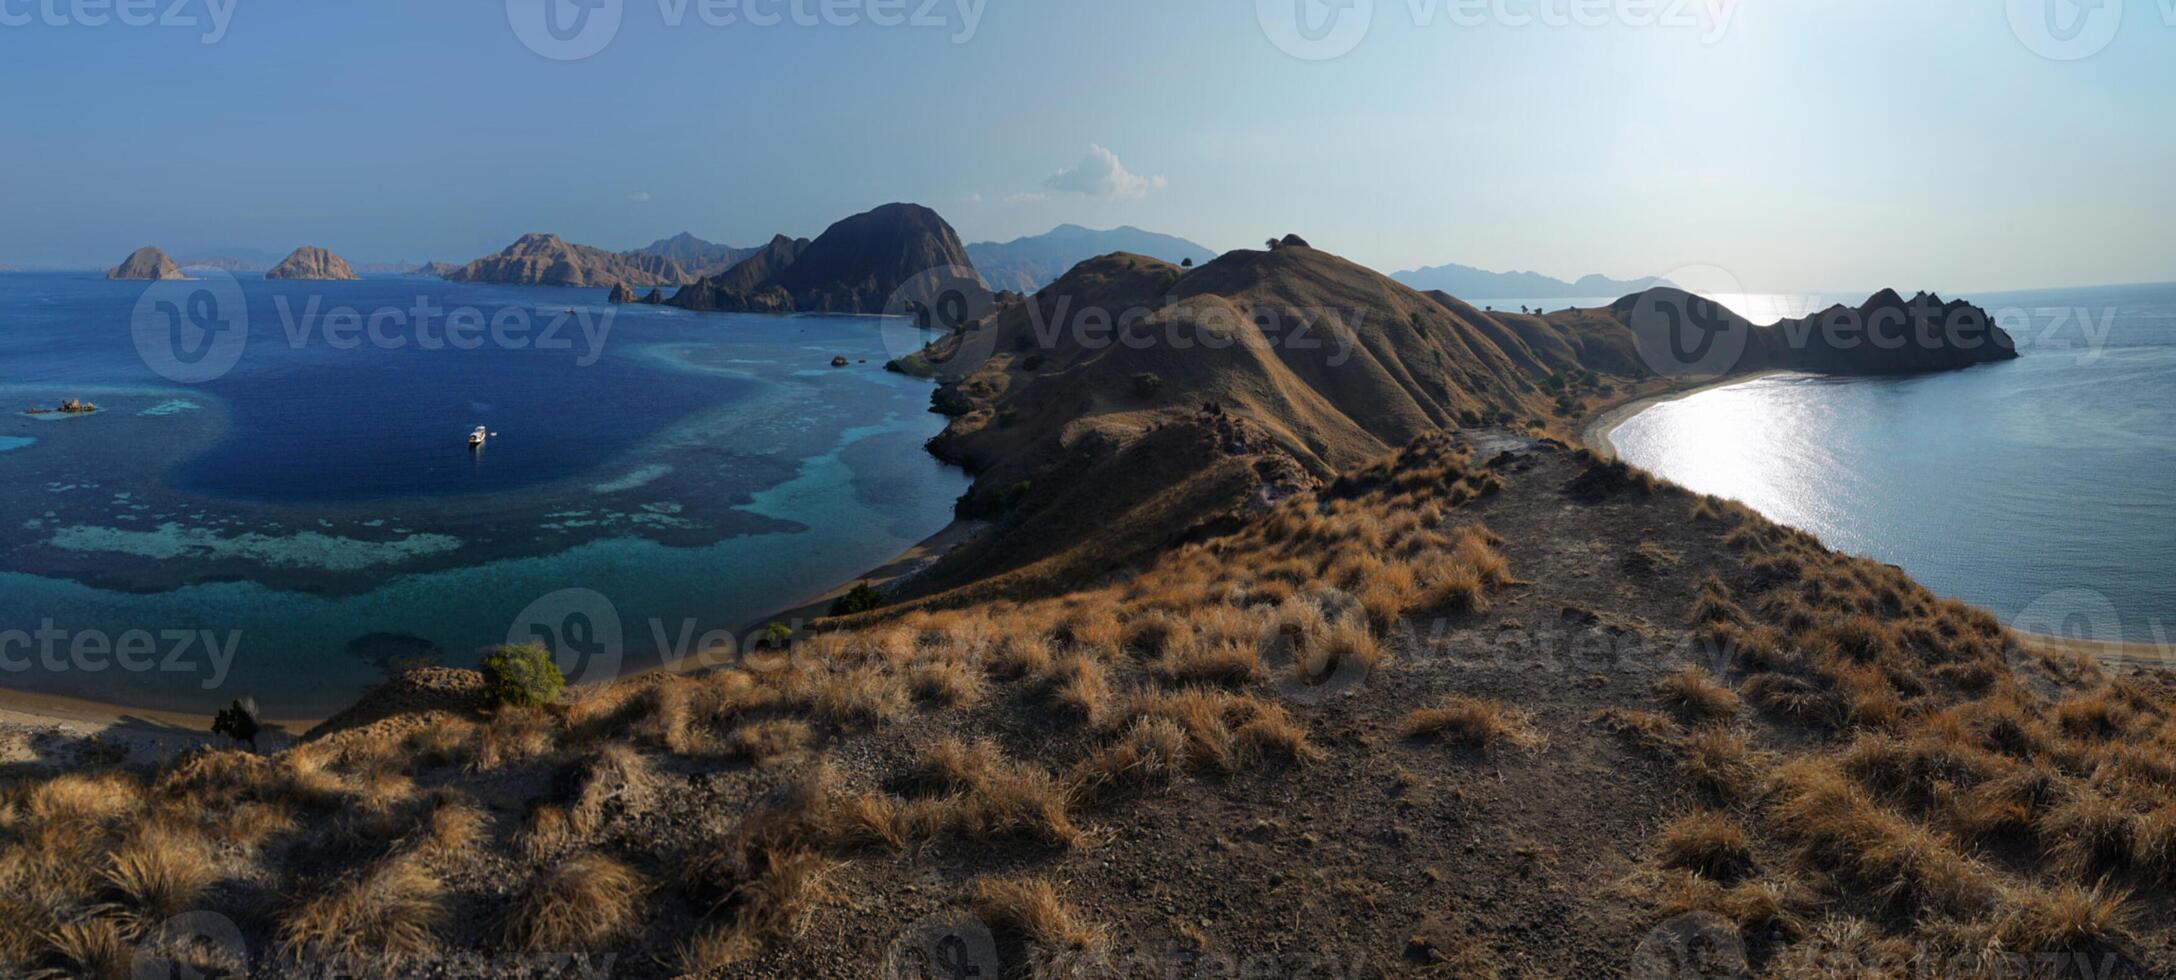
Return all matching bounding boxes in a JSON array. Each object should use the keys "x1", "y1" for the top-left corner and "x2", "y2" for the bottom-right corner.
[
  {"x1": 211, "y1": 697, "x2": 261, "y2": 751},
  {"x1": 481, "y1": 642, "x2": 565, "y2": 708},
  {"x1": 758, "y1": 622, "x2": 794, "y2": 650},
  {"x1": 830, "y1": 582, "x2": 884, "y2": 616}
]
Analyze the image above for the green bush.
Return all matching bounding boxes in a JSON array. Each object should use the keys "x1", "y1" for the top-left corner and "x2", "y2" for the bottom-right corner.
[
  {"x1": 830, "y1": 582, "x2": 884, "y2": 616},
  {"x1": 482, "y1": 642, "x2": 565, "y2": 708},
  {"x1": 1131, "y1": 372, "x2": 1164, "y2": 397},
  {"x1": 758, "y1": 622, "x2": 794, "y2": 650}
]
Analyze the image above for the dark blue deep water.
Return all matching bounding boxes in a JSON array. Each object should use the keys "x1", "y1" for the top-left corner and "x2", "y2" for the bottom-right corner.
[
  {"x1": 0, "y1": 272, "x2": 968, "y2": 714},
  {"x1": 1606, "y1": 282, "x2": 2176, "y2": 649}
]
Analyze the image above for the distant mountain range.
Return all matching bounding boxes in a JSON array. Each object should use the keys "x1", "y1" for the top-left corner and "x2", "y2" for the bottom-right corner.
[
  {"x1": 1390, "y1": 262, "x2": 1672, "y2": 300},
  {"x1": 623, "y1": 232, "x2": 756, "y2": 279},
  {"x1": 967, "y1": 224, "x2": 1217, "y2": 293}
]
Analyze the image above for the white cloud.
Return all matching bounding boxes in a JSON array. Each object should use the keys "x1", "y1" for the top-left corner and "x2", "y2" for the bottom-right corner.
[
  {"x1": 963, "y1": 192, "x2": 985, "y2": 204},
  {"x1": 1003, "y1": 192, "x2": 1047, "y2": 205},
  {"x1": 1042, "y1": 145, "x2": 1165, "y2": 200},
  {"x1": 627, "y1": 191, "x2": 651, "y2": 202}
]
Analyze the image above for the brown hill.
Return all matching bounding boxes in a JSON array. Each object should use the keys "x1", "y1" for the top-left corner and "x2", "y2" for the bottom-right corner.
[
  {"x1": 447, "y1": 234, "x2": 688, "y2": 288},
  {"x1": 667, "y1": 203, "x2": 987, "y2": 315},
  {"x1": 888, "y1": 240, "x2": 2012, "y2": 608},
  {"x1": 6, "y1": 435, "x2": 2170, "y2": 978},
  {"x1": 265, "y1": 246, "x2": 360, "y2": 281},
  {"x1": 106, "y1": 246, "x2": 183, "y2": 280}
]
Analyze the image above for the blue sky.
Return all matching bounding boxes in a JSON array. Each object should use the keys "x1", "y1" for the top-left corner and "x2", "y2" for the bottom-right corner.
[{"x1": 0, "y1": 0, "x2": 2170, "y2": 293}]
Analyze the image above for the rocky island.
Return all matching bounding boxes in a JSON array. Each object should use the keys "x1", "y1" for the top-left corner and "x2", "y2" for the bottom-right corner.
[
  {"x1": 105, "y1": 246, "x2": 183, "y2": 280},
  {"x1": 265, "y1": 246, "x2": 360, "y2": 281},
  {"x1": 445, "y1": 233, "x2": 689, "y2": 288}
]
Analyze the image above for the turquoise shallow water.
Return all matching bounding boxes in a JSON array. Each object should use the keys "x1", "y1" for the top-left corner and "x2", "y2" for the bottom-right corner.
[
  {"x1": 1606, "y1": 282, "x2": 2176, "y2": 647},
  {"x1": 0, "y1": 272, "x2": 968, "y2": 714}
]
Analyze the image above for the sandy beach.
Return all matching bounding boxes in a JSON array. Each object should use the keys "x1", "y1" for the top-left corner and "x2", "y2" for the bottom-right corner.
[{"x1": 1578, "y1": 371, "x2": 1788, "y2": 458}]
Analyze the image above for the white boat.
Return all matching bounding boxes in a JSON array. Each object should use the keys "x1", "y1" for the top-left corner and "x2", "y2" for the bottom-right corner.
[{"x1": 468, "y1": 426, "x2": 488, "y2": 449}]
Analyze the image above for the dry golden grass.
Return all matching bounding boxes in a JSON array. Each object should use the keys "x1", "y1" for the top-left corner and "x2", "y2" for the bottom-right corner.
[
  {"x1": 506, "y1": 853, "x2": 647, "y2": 951},
  {"x1": 566, "y1": 743, "x2": 655, "y2": 836},
  {"x1": 1046, "y1": 654, "x2": 1111, "y2": 727},
  {"x1": 101, "y1": 822, "x2": 216, "y2": 921},
  {"x1": 1068, "y1": 717, "x2": 1190, "y2": 802},
  {"x1": 908, "y1": 657, "x2": 986, "y2": 707},
  {"x1": 42, "y1": 918, "x2": 133, "y2": 979},
  {"x1": 279, "y1": 855, "x2": 446, "y2": 965},
  {"x1": 1400, "y1": 696, "x2": 1541, "y2": 751},
  {"x1": 1654, "y1": 664, "x2": 1741, "y2": 722},
  {"x1": 1656, "y1": 811, "x2": 1756, "y2": 883},
  {"x1": 1678, "y1": 726, "x2": 1761, "y2": 801},
  {"x1": 475, "y1": 707, "x2": 557, "y2": 771},
  {"x1": 972, "y1": 876, "x2": 1109, "y2": 975},
  {"x1": 721, "y1": 718, "x2": 816, "y2": 765}
]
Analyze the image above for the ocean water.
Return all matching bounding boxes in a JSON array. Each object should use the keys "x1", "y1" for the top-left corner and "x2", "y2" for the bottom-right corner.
[
  {"x1": 1604, "y1": 282, "x2": 2176, "y2": 647},
  {"x1": 0, "y1": 272, "x2": 968, "y2": 715}
]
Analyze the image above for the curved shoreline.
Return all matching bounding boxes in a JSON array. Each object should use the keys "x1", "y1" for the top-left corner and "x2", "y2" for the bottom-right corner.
[{"x1": 1577, "y1": 371, "x2": 1789, "y2": 460}]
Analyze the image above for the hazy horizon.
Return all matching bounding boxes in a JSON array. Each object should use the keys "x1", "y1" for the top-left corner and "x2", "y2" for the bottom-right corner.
[{"x1": 3, "y1": 1, "x2": 2170, "y2": 295}]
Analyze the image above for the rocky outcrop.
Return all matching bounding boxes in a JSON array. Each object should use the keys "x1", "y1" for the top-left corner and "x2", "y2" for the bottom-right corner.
[
  {"x1": 665, "y1": 234, "x2": 808, "y2": 312},
  {"x1": 107, "y1": 247, "x2": 183, "y2": 280},
  {"x1": 265, "y1": 246, "x2": 360, "y2": 281},
  {"x1": 666, "y1": 204, "x2": 989, "y2": 315},
  {"x1": 447, "y1": 234, "x2": 688, "y2": 288},
  {"x1": 640, "y1": 288, "x2": 665, "y2": 304},
  {"x1": 410, "y1": 261, "x2": 462, "y2": 278},
  {"x1": 608, "y1": 281, "x2": 636, "y2": 304}
]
